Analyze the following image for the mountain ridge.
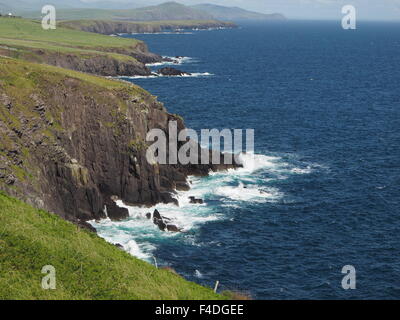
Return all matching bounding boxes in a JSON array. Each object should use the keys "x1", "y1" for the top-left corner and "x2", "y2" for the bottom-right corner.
[
  {"x1": 15, "y1": 1, "x2": 285, "y2": 23},
  {"x1": 192, "y1": 3, "x2": 286, "y2": 21}
]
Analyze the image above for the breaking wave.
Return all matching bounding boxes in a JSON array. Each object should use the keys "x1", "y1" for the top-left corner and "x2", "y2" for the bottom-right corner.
[
  {"x1": 146, "y1": 56, "x2": 195, "y2": 67},
  {"x1": 90, "y1": 152, "x2": 319, "y2": 263}
]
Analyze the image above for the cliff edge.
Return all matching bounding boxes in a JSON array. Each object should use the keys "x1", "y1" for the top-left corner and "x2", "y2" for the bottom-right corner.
[{"x1": 0, "y1": 57, "x2": 235, "y2": 226}]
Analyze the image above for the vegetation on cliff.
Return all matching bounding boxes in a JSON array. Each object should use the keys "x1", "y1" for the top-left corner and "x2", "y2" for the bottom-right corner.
[
  {"x1": 0, "y1": 192, "x2": 222, "y2": 299},
  {"x1": 0, "y1": 17, "x2": 160, "y2": 75},
  {"x1": 0, "y1": 12, "x2": 239, "y2": 300}
]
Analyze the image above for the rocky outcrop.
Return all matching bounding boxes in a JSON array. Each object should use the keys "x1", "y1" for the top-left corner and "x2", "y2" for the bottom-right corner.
[
  {"x1": 152, "y1": 210, "x2": 182, "y2": 233},
  {"x1": 189, "y1": 196, "x2": 204, "y2": 204},
  {"x1": 105, "y1": 199, "x2": 129, "y2": 221},
  {"x1": 0, "y1": 58, "x2": 239, "y2": 226},
  {"x1": 157, "y1": 67, "x2": 191, "y2": 76}
]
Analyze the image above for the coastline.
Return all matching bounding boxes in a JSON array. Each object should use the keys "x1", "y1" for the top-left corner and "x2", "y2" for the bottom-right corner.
[{"x1": 59, "y1": 20, "x2": 237, "y2": 35}]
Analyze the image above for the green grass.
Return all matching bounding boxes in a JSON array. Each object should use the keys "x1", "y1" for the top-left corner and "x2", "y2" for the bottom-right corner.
[
  {"x1": 0, "y1": 17, "x2": 140, "y2": 50},
  {"x1": 0, "y1": 17, "x2": 146, "y2": 69},
  {"x1": 0, "y1": 56, "x2": 135, "y2": 91},
  {"x1": 0, "y1": 192, "x2": 223, "y2": 300}
]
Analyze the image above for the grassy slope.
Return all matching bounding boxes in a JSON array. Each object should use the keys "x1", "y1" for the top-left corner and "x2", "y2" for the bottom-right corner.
[
  {"x1": 0, "y1": 192, "x2": 222, "y2": 299},
  {"x1": 0, "y1": 17, "x2": 140, "y2": 49},
  {"x1": 0, "y1": 17, "x2": 144, "y2": 67},
  {"x1": 0, "y1": 55, "x2": 135, "y2": 95}
]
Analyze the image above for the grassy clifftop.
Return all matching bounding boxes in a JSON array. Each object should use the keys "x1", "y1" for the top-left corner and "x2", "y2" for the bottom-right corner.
[
  {"x1": 0, "y1": 17, "x2": 159, "y2": 76},
  {"x1": 0, "y1": 17, "x2": 140, "y2": 49},
  {"x1": 0, "y1": 192, "x2": 221, "y2": 299}
]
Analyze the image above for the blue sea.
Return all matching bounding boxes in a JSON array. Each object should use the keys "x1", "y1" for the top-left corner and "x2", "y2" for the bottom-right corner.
[{"x1": 91, "y1": 21, "x2": 400, "y2": 299}]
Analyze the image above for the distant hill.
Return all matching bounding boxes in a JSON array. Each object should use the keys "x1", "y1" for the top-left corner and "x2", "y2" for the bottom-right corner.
[
  {"x1": 192, "y1": 3, "x2": 286, "y2": 21},
  {"x1": 0, "y1": 0, "x2": 86, "y2": 14},
  {"x1": 23, "y1": 2, "x2": 215, "y2": 21},
  {"x1": 16, "y1": 1, "x2": 285, "y2": 23},
  {"x1": 112, "y1": 2, "x2": 215, "y2": 21}
]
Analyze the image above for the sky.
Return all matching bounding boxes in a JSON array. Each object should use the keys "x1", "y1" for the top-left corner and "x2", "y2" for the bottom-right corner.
[
  {"x1": 57, "y1": 0, "x2": 400, "y2": 21},
  {"x1": 173, "y1": 0, "x2": 400, "y2": 20}
]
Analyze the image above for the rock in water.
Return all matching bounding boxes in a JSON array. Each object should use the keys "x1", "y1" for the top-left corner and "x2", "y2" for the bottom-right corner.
[
  {"x1": 153, "y1": 209, "x2": 162, "y2": 220},
  {"x1": 152, "y1": 209, "x2": 182, "y2": 232},
  {"x1": 156, "y1": 67, "x2": 191, "y2": 76},
  {"x1": 189, "y1": 196, "x2": 204, "y2": 204},
  {"x1": 153, "y1": 209, "x2": 167, "y2": 231},
  {"x1": 105, "y1": 200, "x2": 129, "y2": 221},
  {"x1": 166, "y1": 224, "x2": 182, "y2": 233}
]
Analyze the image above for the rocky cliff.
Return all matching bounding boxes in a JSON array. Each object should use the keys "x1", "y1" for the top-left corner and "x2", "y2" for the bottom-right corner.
[
  {"x1": 60, "y1": 20, "x2": 237, "y2": 35},
  {"x1": 0, "y1": 57, "x2": 236, "y2": 228},
  {"x1": 0, "y1": 42, "x2": 162, "y2": 77}
]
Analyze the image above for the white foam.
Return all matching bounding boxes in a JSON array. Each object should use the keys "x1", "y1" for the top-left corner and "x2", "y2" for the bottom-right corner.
[
  {"x1": 90, "y1": 152, "x2": 318, "y2": 261},
  {"x1": 215, "y1": 182, "x2": 281, "y2": 203},
  {"x1": 146, "y1": 56, "x2": 194, "y2": 67},
  {"x1": 235, "y1": 152, "x2": 282, "y2": 174},
  {"x1": 126, "y1": 240, "x2": 153, "y2": 260},
  {"x1": 130, "y1": 32, "x2": 194, "y2": 35},
  {"x1": 119, "y1": 72, "x2": 213, "y2": 80},
  {"x1": 291, "y1": 166, "x2": 313, "y2": 174},
  {"x1": 195, "y1": 270, "x2": 203, "y2": 278}
]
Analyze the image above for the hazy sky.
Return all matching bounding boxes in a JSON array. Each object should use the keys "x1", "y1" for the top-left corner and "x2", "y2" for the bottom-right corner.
[{"x1": 83, "y1": 0, "x2": 400, "y2": 21}]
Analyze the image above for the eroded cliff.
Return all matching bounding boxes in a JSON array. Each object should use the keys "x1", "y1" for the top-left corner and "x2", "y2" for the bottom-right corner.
[{"x1": 0, "y1": 57, "x2": 236, "y2": 227}]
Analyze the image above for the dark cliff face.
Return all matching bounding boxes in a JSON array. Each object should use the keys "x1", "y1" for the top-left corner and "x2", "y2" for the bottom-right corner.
[{"x1": 0, "y1": 58, "x2": 236, "y2": 225}]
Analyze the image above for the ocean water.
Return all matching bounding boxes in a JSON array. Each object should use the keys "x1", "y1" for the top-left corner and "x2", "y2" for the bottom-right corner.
[{"x1": 91, "y1": 21, "x2": 400, "y2": 299}]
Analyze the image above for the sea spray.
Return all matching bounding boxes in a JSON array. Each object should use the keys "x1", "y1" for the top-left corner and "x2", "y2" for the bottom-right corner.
[{"x1": 90, "y1": 153, "x2": 316, "y2": 262}]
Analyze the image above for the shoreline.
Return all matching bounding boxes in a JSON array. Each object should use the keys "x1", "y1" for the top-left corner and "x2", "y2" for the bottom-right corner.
[{"x1": 59, "y1": 20, "x2": 237, "y2": 36}]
